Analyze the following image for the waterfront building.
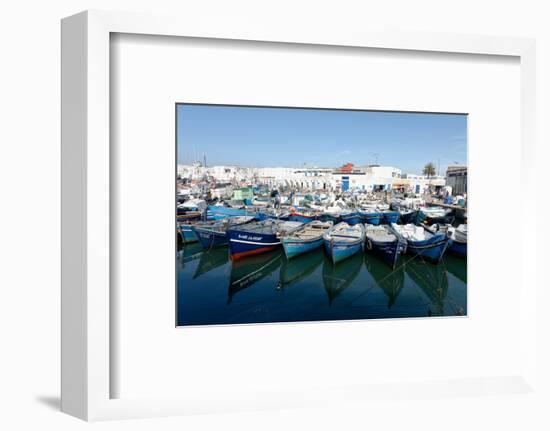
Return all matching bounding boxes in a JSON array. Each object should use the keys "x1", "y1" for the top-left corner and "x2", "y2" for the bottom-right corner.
[{"x1": 446, "y1": 165, "x2": 468, "y2": 195}]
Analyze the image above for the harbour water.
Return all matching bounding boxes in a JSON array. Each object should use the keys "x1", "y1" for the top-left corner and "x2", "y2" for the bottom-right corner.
[{"x1": 177, "y1": 242, "x2": 467, "y2": 326}]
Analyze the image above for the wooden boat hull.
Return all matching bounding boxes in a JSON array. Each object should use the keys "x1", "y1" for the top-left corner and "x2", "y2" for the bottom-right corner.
[
  {"x1": 365, "y1": 235, "x2": 403, "y2": 269},
  {"x1": 178, "y1": 223, "x2": 199, "y2": 243},
  {"x1": 324, "y1": 236, "x2": 364, "y2": 264},
  {"x1": 207, "y1": 205, "x2": 248, "y2": 220},
  {"x1": 448, "y1": 239, "x2": 467, "y2": 257},
  {"x1": 381, "y1": 211, "x2": 400, "y2": 224},
  {"x1": 340, "y1": 212, "x2": 363, "y2": 226},
  {"x1": 289, "y1": 213, "x2": 318, "y2": 223},
  {"x1": 193, "y1": 227, "x2": 229, "y2": 249},
  {"x1": 319, "y1": 213, "x2": 341, "y2": 224},
  {"x1": 405, "y1": 233, "x2": 449, "y2": 263},
  {"x1": 360, "y1": 212, "x2": 381, "y2": 225},
  {"x1": 399, "y1": 210, "x2": 424, "y2": 225},
  {"x1": 282, "y1": 235, "x2": 324, "y2": 259},
  {"x1": 227, "y1": 229, "x2": 281, "y2": 260}
]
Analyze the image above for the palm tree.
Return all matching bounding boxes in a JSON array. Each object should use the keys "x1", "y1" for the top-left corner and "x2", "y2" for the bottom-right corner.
[{"x1": 423, "y1": 162, "x2": 436, "y2": 179}]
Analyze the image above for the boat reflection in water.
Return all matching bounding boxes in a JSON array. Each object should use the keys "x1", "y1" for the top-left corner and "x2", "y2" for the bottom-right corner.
[
  {"x1": 364, "y1": 253, "x2": 405, "y2": 309},
  {"x1": 227, "y1": 249, "x2": 282, "y2": 303},
  {"x1": 193, "y1": 246, "x2": 229, "y2": 279},
  {"x1": 404, "y1": 258, "x2": 449, "y2": 316},
  {"x1": 443, "y1": 254, "x2": 467, "y2": 284},
  {"x1": 177, "y1": 230, "x2": 467, "y2": 325},
  {"x1": 322, "y1": 252, "x2": 363, "y2": 305},
  {"x1": 278, "y1": 248, "x2": 324, "y2": 290},
  {"x1": 177, "y1": 242, "x2": 203, "y2": 269}
]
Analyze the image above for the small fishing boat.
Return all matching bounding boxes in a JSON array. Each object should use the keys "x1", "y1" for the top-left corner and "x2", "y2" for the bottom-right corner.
[
  {"x1": 420, "y1": 206, "x2": 454, "y2": 224},
  {"x1": 391, "y1": 223, "x2": 449, "y2": 263},
  {"x1": 177, "y1": 198, "x2": 206, "y2": 222},
  {"x1": 193, "y1": 216, "x2": 255, "y2": 250},
  {"x1": 319, "y1": 210, "x2": 342, "y2": 224},
  {"x1": 340, "y1": 211, "x2": 363, "y2": 226},
  {"x1": 227, "y1": 219, "x2": 304, "y2": 260},
  {"x1": 398, "y1": 209, "x2": 424, "y2": 225},
  {"x1": 207, "y1": 204, "x2": 249, "y2": 220},
  {"x1": 364, "y1": 224, "x2": 407, "y2": 269},
  {"x1": 281, "y1": 220, "x2": 333, "y2": 259},
  {"x1": 256, "y1": 209, "x2": 290, "y2": 221},
  {"x1": 380, "y1": 210, "x2": 400, "y2": 224},
  {"x1": 288, "y1": 209, "x2": 319, "y2": 223},
  {"x1": 448, "y1": 226, "x2": 467, "y2": 257},
  {"x1": 359, "y1": 209, "x2": 382, "y2": 225},
  {"x1": 178, "y1": 221, "x2": 200, "y2": 244},
  {"x1": 425, "y1": 223, "x2": 467, "y2": 258},
  {"x1": 323, "y1": 222, "x2": 366, "y2": 264}
]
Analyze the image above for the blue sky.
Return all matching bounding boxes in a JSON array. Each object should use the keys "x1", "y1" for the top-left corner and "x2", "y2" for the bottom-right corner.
[{"x1": 177, "y1": 104, "x2": 467, "y2": 175}]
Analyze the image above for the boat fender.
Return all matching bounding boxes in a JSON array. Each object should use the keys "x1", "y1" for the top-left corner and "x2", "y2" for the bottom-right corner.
[{"x1": 366, "y1": 238, "x2": 373, "y2": 251}]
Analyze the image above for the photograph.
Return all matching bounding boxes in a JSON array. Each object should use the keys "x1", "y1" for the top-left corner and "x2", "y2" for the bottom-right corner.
[{"x1": 176, "y1": 103, "x2": 468, "y2": 326}]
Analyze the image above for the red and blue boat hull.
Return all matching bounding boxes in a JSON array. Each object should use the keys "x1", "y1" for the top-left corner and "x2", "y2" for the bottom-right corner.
[{"x1": 227, "y1": 229, "x2": 281, "y2": 261}]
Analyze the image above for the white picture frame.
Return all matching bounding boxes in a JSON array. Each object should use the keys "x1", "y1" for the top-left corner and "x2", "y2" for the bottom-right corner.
[{"x1": 61, "y1": 9, "x2": 539, "y2": 421}]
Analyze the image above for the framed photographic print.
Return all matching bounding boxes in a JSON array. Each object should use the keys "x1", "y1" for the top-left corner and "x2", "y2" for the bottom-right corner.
[
  {"x1": 62, "y1": 10, "x2": 541, "y2": 422},
  {"x1": 175, "y1": 103, "x2": 468, "y2": 326}
]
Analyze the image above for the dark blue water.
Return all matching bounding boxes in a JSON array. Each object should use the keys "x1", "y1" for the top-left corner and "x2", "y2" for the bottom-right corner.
[{"x1": 177, "y1": 243, "x2": 467, "y2": 326}]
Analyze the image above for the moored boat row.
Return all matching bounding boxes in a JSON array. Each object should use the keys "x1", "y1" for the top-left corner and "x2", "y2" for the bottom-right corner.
[{"x1": 179, "y1": 214, "x2": 467, "y2": 267}]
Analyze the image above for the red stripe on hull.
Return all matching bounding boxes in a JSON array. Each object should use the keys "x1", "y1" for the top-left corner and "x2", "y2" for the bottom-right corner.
[{"x1": 231, "y1": 246, "x2": 278, "y2": 261}]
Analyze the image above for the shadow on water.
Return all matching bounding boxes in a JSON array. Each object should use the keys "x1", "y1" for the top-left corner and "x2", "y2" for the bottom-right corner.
[
  {"x1": 364, "y1": 253, "x2": 405, "y2": 309},
  {"x1": 193, "y1": 246, "x2": 229, "y2": 279},
  {"x1": 228, "y1": 249, "x2": 283, "y2": 303},
  {"x1": 278, "y1": 248, "x2": 324, "y2": 290},
  {"x1": 322, "y1": 252, "x2": 363, "y2": 306}
]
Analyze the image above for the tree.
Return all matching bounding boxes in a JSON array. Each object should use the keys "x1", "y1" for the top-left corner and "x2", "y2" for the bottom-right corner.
[{"x1": 423, "y1": 162, "x2": 436, "y2": 179}]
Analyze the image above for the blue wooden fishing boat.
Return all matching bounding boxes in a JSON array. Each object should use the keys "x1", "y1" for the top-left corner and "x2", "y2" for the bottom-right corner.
[
  {"x1": 256, "y1": 209, "x2": 290, "y2": 221},
  {"x1": 359, "y1": 210, "x2": 382, "y2": 225},
  {"x1": 207, "y1": 205, "x2": 249, "y2": 220},
  {"x1": 380, "y1": 210, "x2": 400, "y2": 224},
  {"x1": 319, "y1": 212, "x2": 341, "y2": 224},
  {"x1": 281, "y1": 220, "x2": 333, "y2": 259},
  {"x1": 288, "y1": 210, "x2": 318, "y2": 223},
  {"x1": 340, "y1": 211, "x2": 363, "y2": 226},
  {"x1": 398, "y1": 209, "x2": 424, "y2": 225},
  {"x1": 178, "y1": 222, "x2": 199, "y2": 244},
  {"x1": 193, "y1": 216, "x2": 255, "y2": 250},
  {"x1": 420, "y1": 206, "x2": 454, "y2": 225},
  {"x1": 448, "y1": 224, "x2": 467, "y2": 257},
  {"x1": 365, "y1": 224, "x2": 407, "y2": 269},
  {"x1": 227, "y1": 220, "x2": 303, "y2": 261},
  {"x1": 425, "y1": 223, "x2": 467, "y2": 258},
  {"x1": 323, "y1": 222, "x2": 366, "y2": 264},
  {"x1": 392, "y1": 224, "x2": 449, "y2": 263}
]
